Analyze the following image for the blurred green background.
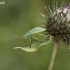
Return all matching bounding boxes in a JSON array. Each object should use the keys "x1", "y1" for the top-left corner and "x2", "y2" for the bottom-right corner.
[{"x1": 0, "y1": 0, "x2": 70, "y2": 70}]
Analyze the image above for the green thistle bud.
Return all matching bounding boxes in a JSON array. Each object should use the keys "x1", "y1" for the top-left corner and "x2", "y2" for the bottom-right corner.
[{"x1": 41, "y1": 2, "x2": 70, "y2": 44}]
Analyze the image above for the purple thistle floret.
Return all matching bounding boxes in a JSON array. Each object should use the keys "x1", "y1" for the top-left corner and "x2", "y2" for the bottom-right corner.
[
  {"x1": 62, "y1": 2, "x2": 70, "y2": 9},
  {"x1": 68, "y1": 3, "x2": 70, "y2": 8}
]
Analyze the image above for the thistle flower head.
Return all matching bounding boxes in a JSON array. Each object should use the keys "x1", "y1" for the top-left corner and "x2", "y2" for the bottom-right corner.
[{"x1": 42, "y1": 1, "x2": 70, "y2": 44}]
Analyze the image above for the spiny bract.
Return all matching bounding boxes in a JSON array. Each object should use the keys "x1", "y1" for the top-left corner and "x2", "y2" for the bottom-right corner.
[{"x1": 41, "y1": 1, "x2": 70, "y2": 44}]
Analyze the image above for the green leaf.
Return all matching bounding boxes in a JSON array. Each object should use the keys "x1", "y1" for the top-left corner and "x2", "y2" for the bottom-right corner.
[
  {"x1": 13, "y1": 36, "x2": 51, "y2": 52},
  {"x1": 23, "y1": 27, "x2": 46, "y2": 38}
]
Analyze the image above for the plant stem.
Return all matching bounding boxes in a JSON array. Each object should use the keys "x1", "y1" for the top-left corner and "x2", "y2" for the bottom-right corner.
[{"x1": 48, "y1": 38, "x2": 58, "y2": 70}]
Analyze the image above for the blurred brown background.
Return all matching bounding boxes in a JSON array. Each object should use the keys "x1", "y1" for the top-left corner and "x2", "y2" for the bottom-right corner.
[{"x1": 0, "y1": 0, "x2": 70, "y2": 70}]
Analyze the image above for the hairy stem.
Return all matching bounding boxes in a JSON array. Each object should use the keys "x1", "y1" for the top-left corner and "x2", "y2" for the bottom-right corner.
[{"x1": 48, "y1": 38, "x2": 58, "y2": 70}]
